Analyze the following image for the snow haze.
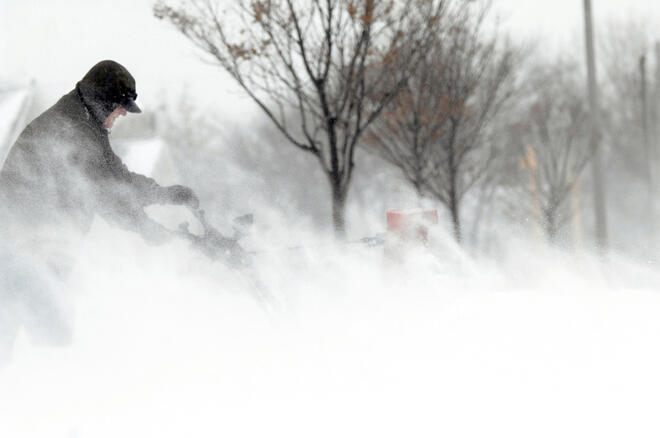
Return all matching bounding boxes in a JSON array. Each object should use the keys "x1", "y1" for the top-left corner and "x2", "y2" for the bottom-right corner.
[
  {"x1": 4, "y1": 222, "x2": 660, "y2": 438},
  {"x1": 2, "y1": 1, "x2": 660, "y2": 438}
]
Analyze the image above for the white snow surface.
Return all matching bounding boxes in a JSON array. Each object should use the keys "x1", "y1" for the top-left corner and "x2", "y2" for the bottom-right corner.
[{"x1": 2, "y1": 220, "x2": 660, "y2": 438}]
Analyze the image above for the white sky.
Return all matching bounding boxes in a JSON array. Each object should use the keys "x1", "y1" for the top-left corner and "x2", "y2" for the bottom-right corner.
[
  {"x1": 498, "y1": 0, "x2": 658, "y2": 40},
  {"x1": 1, "y1": 0, "x2": 659, "y2": 117},
  {"x1": 0, "y1": 0, "x2": 246, "y2": 117}
]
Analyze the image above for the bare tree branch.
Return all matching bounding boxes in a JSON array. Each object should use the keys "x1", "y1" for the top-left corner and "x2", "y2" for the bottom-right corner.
[{"x1": 155, "y1": 0, "x2": 445, "y2": 236}]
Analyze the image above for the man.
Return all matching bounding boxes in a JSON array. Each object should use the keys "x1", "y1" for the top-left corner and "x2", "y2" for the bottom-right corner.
[
  {"x1": 0, "y1": 60, "x2": 198, "y2": 358},
  {"x1": 0, "y1": 60, "x2": 199, "y2": 244}
]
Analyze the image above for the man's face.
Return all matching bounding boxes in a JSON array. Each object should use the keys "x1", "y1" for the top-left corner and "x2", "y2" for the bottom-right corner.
[{"x1": 103, "y1": 105, "x2": 127, "y2": 130}]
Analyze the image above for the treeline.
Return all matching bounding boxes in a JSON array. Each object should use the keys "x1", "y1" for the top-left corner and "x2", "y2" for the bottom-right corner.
[{"x1": 154, "y1": 0, "x2": 660, "y2": 252}]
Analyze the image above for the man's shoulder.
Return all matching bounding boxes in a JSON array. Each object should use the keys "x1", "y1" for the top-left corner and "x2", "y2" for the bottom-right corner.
[
  {"x1": 19, "y1": 92, "x2": 73, "y2": 134},
  {"x1": 38, "y1": 91, "x2": 85, "y2": 126},
  {"x1": 24, "y1": 91, "x2": 99, "y2": 141}
]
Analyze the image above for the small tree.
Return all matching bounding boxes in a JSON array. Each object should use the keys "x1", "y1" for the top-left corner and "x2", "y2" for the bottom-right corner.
[
  {"x1": 503, "y1": 61, "x2": 591, "y2": 242},
  {"x1": 154, "y1": 0, "x2": 445, "y2": 237},
  {"x1": 365, "y1": 1, "x2": 517, "y2": 242}
]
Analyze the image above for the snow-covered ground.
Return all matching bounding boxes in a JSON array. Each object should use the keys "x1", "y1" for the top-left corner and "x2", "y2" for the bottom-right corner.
[{"x1": 2, "y1": 218, "x2": 660, "y2": 438}]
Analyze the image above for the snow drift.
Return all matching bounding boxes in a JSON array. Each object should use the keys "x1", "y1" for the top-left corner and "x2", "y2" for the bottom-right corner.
[{"x1": 2, "y1": 211, "x2": 660, "y2": 438}]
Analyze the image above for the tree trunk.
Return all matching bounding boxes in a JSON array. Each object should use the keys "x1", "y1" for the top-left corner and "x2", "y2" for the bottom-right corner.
[
  {"x1": 330, "y1": 179, "x2": 347, "y2": 239},
  {"x1": 449, "y1": 188, "x2": 462, "y2": 243},
  {"x1": 413, "y1": 180, "x2": 424, "y2": 202},
  {"x1": 447, "y1": 137, "x2": 462, "y2": 243},
  {"x1": 544, "y1": 208, "x2": 558, "y2": 244}
]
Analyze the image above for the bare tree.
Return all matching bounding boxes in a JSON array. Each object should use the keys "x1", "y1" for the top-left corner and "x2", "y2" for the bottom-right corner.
[
  {"x1": 154, "y1": 0, "x2": 445, "y2": 237},
  {"x1": 364, "y1": 1, "x2": 517, "y2": 242},
  {"x1": 502, "y1": 61, "x2": 591, "y2": 243}
]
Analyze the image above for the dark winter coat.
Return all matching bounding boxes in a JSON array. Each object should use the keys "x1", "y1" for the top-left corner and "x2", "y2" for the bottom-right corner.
[{"x1": 0, "y1": 86, "x2": 171, "y2": 245}]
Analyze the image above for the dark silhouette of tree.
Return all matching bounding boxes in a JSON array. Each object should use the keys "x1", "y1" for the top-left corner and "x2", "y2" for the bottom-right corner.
[
  {"x1": 364, "y1": 1, "x2": 517, "y2": 242},
  {"x1": 154, "y1": 0, "x2": 446, "y2": 237}
]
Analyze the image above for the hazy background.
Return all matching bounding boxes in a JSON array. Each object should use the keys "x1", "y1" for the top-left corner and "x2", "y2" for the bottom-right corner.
[
  {"x1": 1, "y1": 0, "x2": 657, "y2": 121},
  {"x1": 2, "y1": 1, "x2": 660, "y2": 437}
]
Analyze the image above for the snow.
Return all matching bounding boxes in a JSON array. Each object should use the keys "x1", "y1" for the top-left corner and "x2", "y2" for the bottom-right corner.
[
  {"x1": 2, "y1": 223, "x2": 660, "y2": 438},
  {"x1": 0, "y1": 88, "x2": 29, "y2": 166},
  {"x1": 2, "y1": 2, "x2": 660, "y2": 435},
  {"x1": 119, "y1": 137, "x2": 162, "y2": 175},
  {"x1": 118, "y1": 137, "x2": 180, "y2": 186}
]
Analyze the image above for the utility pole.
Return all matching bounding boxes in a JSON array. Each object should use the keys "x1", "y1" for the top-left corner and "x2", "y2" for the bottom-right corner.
[
  {"x1": 654, "y1": 42, "x2": 660, "y2": 167},
  {"x1": 583, "y1": 0, "x2": 608, "y2": 251},
  {"x1": 641, "y1": 56, "x2": 651, "y2": 169},
  {"x1": 641, "y1": 56, "x2": 652, "y2": 181},
  {"x1": 641, "y1": 55, "x2": 656, "y2": 249}
]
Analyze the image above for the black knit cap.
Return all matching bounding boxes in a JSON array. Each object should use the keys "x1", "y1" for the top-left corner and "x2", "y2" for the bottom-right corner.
[{"x1": 77, "y1": 60, "x2": 141, "y2": 117}]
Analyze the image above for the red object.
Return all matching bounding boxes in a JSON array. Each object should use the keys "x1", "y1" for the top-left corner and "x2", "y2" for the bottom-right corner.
[{"x1": 387, "y1": 209, "x2": 438, "y2": 243}]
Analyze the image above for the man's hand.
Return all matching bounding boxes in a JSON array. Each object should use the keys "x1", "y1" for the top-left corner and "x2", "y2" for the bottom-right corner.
[{"x1": 166, "y1": 185, "x2": 199, "y2": 209}]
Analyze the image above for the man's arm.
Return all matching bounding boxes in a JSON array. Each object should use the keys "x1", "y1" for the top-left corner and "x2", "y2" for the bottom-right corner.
[
  {"x1": 111, "y1": 152, "x2": 199, "y2": 208},
  {"x1": 72, "y1": 139, "x2": 197, "y2": 243},
  {"x1": 104, "y1": 147, "x2": 198, "y2": 208},
  {"x1": 98, "y1": 199, "x2": 173, "y2": 245}
]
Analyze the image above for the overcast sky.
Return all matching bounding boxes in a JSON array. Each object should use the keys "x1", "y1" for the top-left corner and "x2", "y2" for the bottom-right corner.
[
  {"x1": 498, "y1": 0, "x2": 657, "y2": 42},
  {"x1": 1, "y1": 0, "x2": 659, "y2": 119}
]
